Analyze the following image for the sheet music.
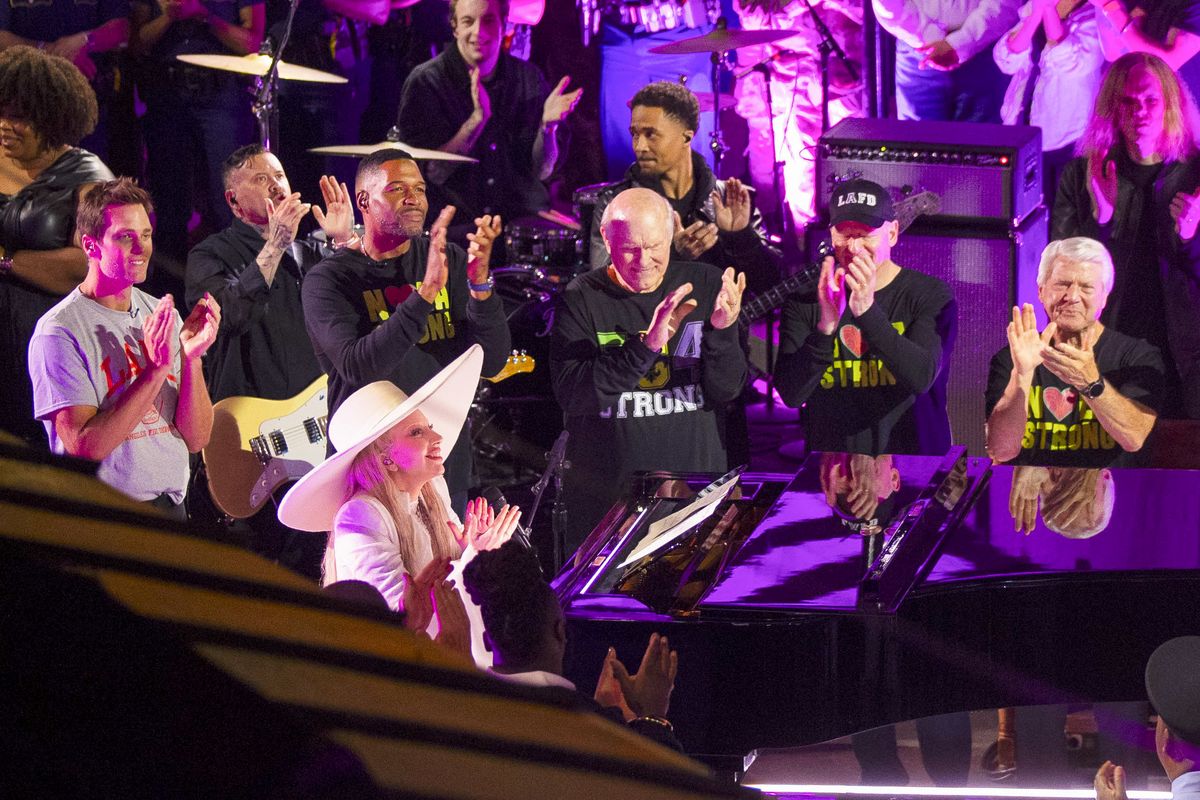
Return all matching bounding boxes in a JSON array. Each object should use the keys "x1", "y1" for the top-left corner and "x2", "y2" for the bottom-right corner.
[{"x1": 618, "y1": 472, "x2": 740, "y2": 568}]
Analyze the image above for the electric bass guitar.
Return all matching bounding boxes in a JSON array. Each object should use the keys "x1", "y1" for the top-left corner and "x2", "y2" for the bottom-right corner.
[{"x1": 202, "y1": 350, "x2": 537, "y2": 519}]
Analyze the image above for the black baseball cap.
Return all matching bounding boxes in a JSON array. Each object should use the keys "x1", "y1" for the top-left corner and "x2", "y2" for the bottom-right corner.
[
  {"x1": 1146, "y1": 636, "x2": 1200, "y2": 746},
  {"x1": 829, "y1": 179, "x2": 896, "y2": 228}
]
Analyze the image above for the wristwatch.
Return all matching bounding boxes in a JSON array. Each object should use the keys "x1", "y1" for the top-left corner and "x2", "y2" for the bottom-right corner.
[{"x1": 1080, "y1": 377, "x2": 1106, "y2": 400}]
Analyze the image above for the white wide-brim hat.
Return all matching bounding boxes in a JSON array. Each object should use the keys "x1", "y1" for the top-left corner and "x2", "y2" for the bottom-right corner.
[{"x1": 277, "y1": 345, "x2": 484, "y2": 532}]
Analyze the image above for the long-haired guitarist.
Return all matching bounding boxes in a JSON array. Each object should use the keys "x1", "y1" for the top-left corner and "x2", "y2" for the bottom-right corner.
[{"x1": 774, "y1": 178, "x2": 958, "y2": 456}]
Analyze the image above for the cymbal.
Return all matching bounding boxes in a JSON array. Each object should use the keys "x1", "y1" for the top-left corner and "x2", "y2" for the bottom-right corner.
[
  {"x1": 648, "y1": 27, "x2": 795, "y2": 55},
  {"x1": 307, "y1": 141, "x2": 479, "y2": 163},
  {"x1": 176, "y1": 53, "x2": 348, "y2": 84},
  {"x1": 694, "y1": 91, "x2": 736, "y2": 113}
]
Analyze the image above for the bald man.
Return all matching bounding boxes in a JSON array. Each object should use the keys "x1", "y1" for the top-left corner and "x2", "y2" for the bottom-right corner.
[
  {"x1": 302, "y1": 148, "x2": 512, "y2": 508},
  {"x1": 549, "y1": 187, "x2": 747, "y2": 554}
]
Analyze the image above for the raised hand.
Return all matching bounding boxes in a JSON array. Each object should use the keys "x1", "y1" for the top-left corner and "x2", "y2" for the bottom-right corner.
[
  {"x1": 916, "y1": 39, "x2": 960, "y2": 70},
  {"x1": 419, "y1": 205, "x2": 456, "y2": 303},
  {"x1": 1094, "y1": 761, "x2": 1128, "y2": 800},
  {"x1": 180, "y1": 292, "x2": 221, "y2": 362},
  {"x1": 542, "y1": 76, "x2": 583, "y2": 127},
  {"x1": 265, "y1": 191, "x2": 311, "y2": 253},
  {"x1": 844, "y1": 249, "x2": 879, "y2": 317},
  {"x1": 1088, "y1": 156, "x2": 1118, "y2": 224},
  {"x1": 845, "y1": 454, "x2": 881, "y2": 522},
  {"x1": 644, "y1": 282, "x2": 698, "y2": 352},
  {"x1": 470, "y1": 67, "x2": 492, "y2": 124},
  {"x1": 400, "y1": 557, "x2": 451, "y2": 632},
  {"x1": 593, "y1": 648, "x2": 636, "y2": 721},
  {"x1": 313, "y1": 175, "x2": 356, "y2": 247},
  {"x1": 1040, "y1": 323, "x2": 1100, "y2": 390},
  {"x1": 1007, "y1": 303, "x2": 1054, "y2": 381},
  {"x1": 466, "y1": 214, "x2": 502, "y2": 285},
  {"x1": 609, "y1": 633, "x2": 678, "y2": 718},
  {"x1": 712, "y1": 178, "x2": 751, "y2": 233},
  {"x1": 1170, "y1": 187, "x2": 1200, "y2": 240},
  {"x1": 1042, "y1": 468, "x2": 1105, "y2": 533},
  {"x1": 449, "y1": 503, "x2": 521, "y2": 552},
  {"x1": 143, "y1": 294, "x2": 177, "y2": 368},
  {"x1": 710, "y1": 267, "x2": 746, "y2": 330},
  {"x1": 673, "y1": 211, "x2": 718, "y2": 260},
  {"x1": 816, "y1": 255, "x2": 846, "y2": 335}
]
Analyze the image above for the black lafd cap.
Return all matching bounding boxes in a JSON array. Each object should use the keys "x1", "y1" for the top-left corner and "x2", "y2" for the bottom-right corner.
[
  {"x1": 1146, "y1": 636, "x2": 1200, "y2": 746},
  {"x1": 829, "y1": 179, "x2": 895, "y2": 228}
]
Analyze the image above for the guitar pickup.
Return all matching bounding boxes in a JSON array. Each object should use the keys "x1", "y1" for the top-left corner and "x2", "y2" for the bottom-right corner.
[
  {"x1": 304, "y1": 418, "x2": 323, "y2": 444},
  {"x1": 268, "y1": 430, "x2": 288, "y2": 456}
]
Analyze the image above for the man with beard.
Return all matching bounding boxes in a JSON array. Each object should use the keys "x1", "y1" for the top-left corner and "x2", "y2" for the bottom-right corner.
[
  {"x1": 774, "y1": 178, "x2": 957, "y2": 456},
  {"x1": 185, "y1": 144, "x2": 355, "y2": 575},
  {"x1": 985, "y1": 236, "x2": 1164, "y2": 466},
  {"x1": 301, "y1": 148, "x2": 511, "y2": 510}
]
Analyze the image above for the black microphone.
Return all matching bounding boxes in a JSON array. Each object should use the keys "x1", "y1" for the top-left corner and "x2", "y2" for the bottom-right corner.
[{"x1": 480, "y1": 485, "x2": 532, "y2": 550}]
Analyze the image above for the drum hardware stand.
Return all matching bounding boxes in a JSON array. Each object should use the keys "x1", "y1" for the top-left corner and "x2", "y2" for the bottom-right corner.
[
  {"x1": 526, "y1": 430, "x2": 570, "y2": 571},
  {"x1": 708, "y1": 18, "x2": 730, "y2": 167},
  {"x1": 801, "y1": 0, "x2": 858, "y2": 133},
  {"x1": 252, "y1": 0, "x2": 301, "y2": 149}
]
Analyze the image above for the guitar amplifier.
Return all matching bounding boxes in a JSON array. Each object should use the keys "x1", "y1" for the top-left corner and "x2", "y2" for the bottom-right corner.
[{"x1": 817, "y1": 118, "x2": 1043, "y2": 226}]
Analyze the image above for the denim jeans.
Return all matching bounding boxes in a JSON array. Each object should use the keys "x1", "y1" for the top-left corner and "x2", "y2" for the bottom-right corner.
[{"x1": 894, "y1": 40, "x2": 1007, "y2": 123}]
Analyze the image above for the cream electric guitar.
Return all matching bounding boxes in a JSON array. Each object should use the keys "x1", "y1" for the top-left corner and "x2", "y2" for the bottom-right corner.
[{"x1": 202, "y1": 351, "x2": 537, "y2": 519}]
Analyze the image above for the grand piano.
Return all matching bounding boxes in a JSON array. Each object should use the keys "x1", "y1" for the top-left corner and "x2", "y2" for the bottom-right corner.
[{"x1": 552, "y1": 449, "x2": 1200, "y2": 770}]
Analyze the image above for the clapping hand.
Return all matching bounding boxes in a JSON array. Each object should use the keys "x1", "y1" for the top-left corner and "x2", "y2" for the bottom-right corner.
[
  {"x1": 265, "y1": 191, "x2": 311, "y2": 252},
  {"x1": 143, "y1": 294, "x2": 177, "y2": 368},
  {"x1": 313, "y1": 175, "x2": 356, "y2": 247},
  {"x1": 470, "y1": 67, "x2": 492, "y2": 124},
  {"x1": 673, "y1": 211, "x2": 719, "y2": 260},
  {"x1": 1009, "y1": 465, "x2": 1050, "y2": 534},
  {"x1": 1094, "y1": 761, "x2": 1128, "y2": 800},
  {"x1": 432, "y1": 578, "x2": 472, "y2": 659},
  {"x1": 466, "y1": 214, "x2": 502, "y2": 285},
  {"x1": 419, "y1": 205, "x2": 456, "y2": 303},
  {"x1": 594, "y1": 648, "x2": 636, "y2": 721},
  {"x1": 644, "y1": 282, "x2": 698, "y2": 352},
  {"x1": 542, "y1": 76, "x2": 583, "y2": 127},
  {"x1": 609, "y1": 633, "x2": 678, "y2": 718},
  {"x1": 710, "y1": 267, "x2": 746, "y2": 330},
  {"x1": 450, "y1": 501, "x2": 522, "y2": 552},
  {"x1": 844, "y1": 248, "x2": 879, "y2": 317},
  {"x1": 1007, "y1": 303, "x2": 1055, "y2": 382},
  {"x1": 1040, "y1": 324, "x2": 1100, "y2": 391},
  {"x1": 180, "y1": 292, "x2": 221, "y2": 362},
  {"x1": 712, "y1": 178, "x2": 751, "y2": 233},
  {"x1": 816, "y1": 255, "x2": 846, "y2": 335}
]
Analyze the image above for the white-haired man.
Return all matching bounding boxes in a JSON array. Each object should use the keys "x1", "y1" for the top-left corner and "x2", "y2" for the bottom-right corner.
[
  {"x1": 549, "y1": 187, "x2": 746, "y2": 555},
  {"x1": 985, "y1": 236, "x2": 1165, "y2": 466}
]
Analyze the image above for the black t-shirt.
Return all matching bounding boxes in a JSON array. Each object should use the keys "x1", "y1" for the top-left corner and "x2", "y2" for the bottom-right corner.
[
  {"x1": 0, "y1": 0, "x2": 130, "y2": 43},
  {"x1": 1104, "y1": 153, "x2": 1169, "y2": 357},
  {"x1": 984, "y1": 327, "x2": 1165, "y2": 467},
  {"x1": 549, "y1": 263, "x2": 747, "y2": 549},
  {"x1": 774, "y1": 268, "x2": 957, "y2": 456},
  {"x1": 395, "y1": 45, "x2": 549, "y2": 222},
  {"x1": 301, "y1": 239, "x2": 512, "y2": 495}
]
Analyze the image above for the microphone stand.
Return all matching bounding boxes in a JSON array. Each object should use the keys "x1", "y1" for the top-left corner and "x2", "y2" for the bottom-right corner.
[
  {"x1": 801, "y1": 0, "x2": 857, "y2": 133},
  {"x1": 252, "y1": 0, "x2": 301, "y2": 149},
  {"x1": 527, "y1": 430, "x2": 569, "y2": 571}
]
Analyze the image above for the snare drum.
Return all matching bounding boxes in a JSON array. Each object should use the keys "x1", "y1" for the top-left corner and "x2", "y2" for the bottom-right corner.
[{"x1": 504, "y1": 216, "x2": 582, "y2": 271}]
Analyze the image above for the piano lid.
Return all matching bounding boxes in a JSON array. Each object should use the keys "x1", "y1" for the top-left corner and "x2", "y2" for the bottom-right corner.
[{"x1": 919, "y1": 463, "x2": 1200, "y2": 587}]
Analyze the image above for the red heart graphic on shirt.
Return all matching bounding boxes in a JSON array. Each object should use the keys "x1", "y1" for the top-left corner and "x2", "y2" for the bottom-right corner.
[
  {"x1": 384, "y1": 284, "x2": 413, "y2": 308},
  {"x1": 840, "y1": 324, "x2": 866, "y2": 358},
  {"x1": 1043, "y1": 387, "x2": 1078, "y2": 422}
]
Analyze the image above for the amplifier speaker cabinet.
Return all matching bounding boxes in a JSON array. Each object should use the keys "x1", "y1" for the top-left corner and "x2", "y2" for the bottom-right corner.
[
  {"x1": 890, "y1": 209, "x2": 1048, "y2": 456},
  {"x1": 817, "y1": 118, "x2": 1043, "y2": 226}
]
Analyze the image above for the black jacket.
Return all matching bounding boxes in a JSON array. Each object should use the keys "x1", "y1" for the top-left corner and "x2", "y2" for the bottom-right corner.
[
  {"x1": 1053, "y1": 154, "x2": 1200, "y2": 419},
  {"x1": 587, "y1": 151, "x2": 780, "y2": 294},
  {"x1": 185, "y1": 218, "x2": 324, "y2": 402}
]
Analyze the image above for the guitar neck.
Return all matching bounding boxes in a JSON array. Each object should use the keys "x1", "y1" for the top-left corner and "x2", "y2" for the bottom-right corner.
[{"x1": 740, "y1": 262, "x2": 821, "y2": 323}]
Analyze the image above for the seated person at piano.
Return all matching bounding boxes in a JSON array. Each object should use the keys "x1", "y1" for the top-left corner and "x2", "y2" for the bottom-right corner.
[
  {"x1": 463, "y1": 539, "x2": 683, "y2": 751},
  {"x1": 277, "y1": 347, "x2": 521, "y2": 667},
  {"x1": 774, "y1": 179, "x2": 957, "y2": 456},
  {"x1": 549, "y1": 187, "x2": 747, "y2": 557},
  {"x1": 986, "y1": 237, "x2": 1165, "y2": 467},
  {"x1": 586, "y1": 80, "x2": 779, "y2": 292},
  {"x1": 1009, "y1": 465, "x2": 1116, "y2": 537}
]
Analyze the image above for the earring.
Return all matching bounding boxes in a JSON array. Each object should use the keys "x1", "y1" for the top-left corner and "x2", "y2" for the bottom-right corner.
[{"x1": 381, "y1": 457, "x2": 394, "y2": 466}]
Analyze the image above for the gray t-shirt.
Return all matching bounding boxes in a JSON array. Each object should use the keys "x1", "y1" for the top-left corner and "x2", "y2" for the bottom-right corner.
[{"x1": 28, "y1": 287, "x2": 189, "y2": 502}]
